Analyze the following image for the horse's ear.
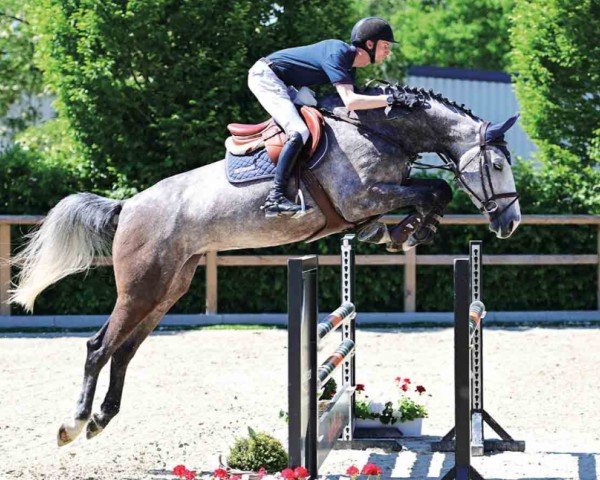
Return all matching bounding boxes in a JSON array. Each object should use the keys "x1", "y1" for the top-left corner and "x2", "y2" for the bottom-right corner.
[{"x1": 485, "y1": 113, "x2": 520, "y2": 142}]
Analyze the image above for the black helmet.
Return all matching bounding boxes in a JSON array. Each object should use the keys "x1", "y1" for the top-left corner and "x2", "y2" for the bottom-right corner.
[{"x1": 351, "y1": 17, "x2": 397, "y2": 46}]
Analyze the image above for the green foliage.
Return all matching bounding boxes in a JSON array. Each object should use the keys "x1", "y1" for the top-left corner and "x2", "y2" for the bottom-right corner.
[
  {"x1": 0, "y1": 1, "x2": 44, "y2": 135},
  {"x1": 353, "y1": 0, "x2": 513, "y2": 81},
  {"x1": 0, "y1": 145, "x2": 77, "y2": 215},
  {"x1": 355, "y1": 399, "x2": 373, "y2": 420},
  {"x1": 319, "y1": 378, "x2": 337, "y2": 401},
  {"x1": 227, "y1": 429, "x2": 288, "y2": 473},
  {"x1": 397, "y1": 397, "x2": 428, "y2": 422},
  {"x1": 27, "y1": 0, "x2": 355, "y2": 194},
  {"x1": 510, "y1": 0, "x2": 600, "y2": 212},
  {"x1": 378, "y1": 401, "x2": 398, "y2": 425}
]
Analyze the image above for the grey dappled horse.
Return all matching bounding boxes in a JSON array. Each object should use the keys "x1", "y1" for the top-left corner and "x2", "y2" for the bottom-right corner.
[{"x1": 10, "y1": 85, "x2": 521, "y2": 445}]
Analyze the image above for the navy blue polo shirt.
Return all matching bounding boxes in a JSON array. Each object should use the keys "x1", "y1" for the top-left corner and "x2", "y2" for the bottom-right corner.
[{"x1": 266, "y1": 39, "x2": 357, "y2": 88}]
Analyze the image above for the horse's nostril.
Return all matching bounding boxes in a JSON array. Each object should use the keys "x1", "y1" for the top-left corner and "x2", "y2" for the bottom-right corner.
[{"x1": 509, "y1": 220, "x2": 515, "y2": 232}]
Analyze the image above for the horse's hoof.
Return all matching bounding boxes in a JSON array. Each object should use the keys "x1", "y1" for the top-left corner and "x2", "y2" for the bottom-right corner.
[
  {"x1": 385, "y1": 241, "x2": 403, "y2": 253},
  {"x1": 401, "y1": 240, "x2": 416, "y2": 252},
  {"x1": 86, "y1": 413, "x2": 104, "y2": 440},
  {"x1": 57, "y1": 418, "x2": 86, "y2": 446}
]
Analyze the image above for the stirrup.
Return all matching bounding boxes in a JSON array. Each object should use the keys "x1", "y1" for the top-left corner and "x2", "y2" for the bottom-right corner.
[{"x1": 261, "y1": 196, "x2": 303, "y2": 218}]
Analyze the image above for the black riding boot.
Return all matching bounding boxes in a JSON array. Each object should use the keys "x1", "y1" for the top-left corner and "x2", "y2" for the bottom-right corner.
[{"x1": 262, "y1": 131, "x2": 310, "y2": 218}]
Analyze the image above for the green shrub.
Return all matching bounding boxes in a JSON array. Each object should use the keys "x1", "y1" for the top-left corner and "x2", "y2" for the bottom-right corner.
[{"x1": 227, "y1": 429, "x2": 288, "y2": 473}]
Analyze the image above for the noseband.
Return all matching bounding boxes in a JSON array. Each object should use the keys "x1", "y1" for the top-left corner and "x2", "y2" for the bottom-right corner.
[
  {"x1": 449, "y1": 121, "x2": 520, "y2": 217},
  {"x1": 411, "y1": 121, "x2": 520, "y2": 218}
]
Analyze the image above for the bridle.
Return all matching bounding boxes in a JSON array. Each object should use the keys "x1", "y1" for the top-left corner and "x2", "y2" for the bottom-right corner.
[
  {"x1": 431, "y1": 121, "x2": 520, "y2": 218},
  {"x1": 319, "y1": 107, "x2": 520, "y2": 219}
]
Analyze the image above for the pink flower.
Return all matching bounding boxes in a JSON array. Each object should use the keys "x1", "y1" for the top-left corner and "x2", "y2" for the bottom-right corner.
[
  {"x1": 346, "y1": 465, "x2": 360, "y2": 477},
  {"x1": 281, "y1": 468, "x2": 296, "y2": 480},
  {"x1": 214, "y1": 468, "x2": 229, "y2": 479},
  {"x1": 294, "y1": 466, "x2": 309, "y2": 479},
  {"x1": 258, "y1": 467, "x2": 267, "y2": 479},
  {"x1": 394, "y1": 376, "x2": 402, "y2": 383},
  {"x1": 230, "y1": 476, "x2": 241, "y2": 480},
  {"x1": 400, "y1": 383, "x2": 409, "y2": 392},
  {"x1": 403, "y1": 378, "x2": 411, "y2": 384}
]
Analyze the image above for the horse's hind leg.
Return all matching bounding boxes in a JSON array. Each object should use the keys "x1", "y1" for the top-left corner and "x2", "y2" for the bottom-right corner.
[
  {"x1": 57, "y1": 251, "x2": 191, "y2": 446},
  {"x1": 85, "y1": 255, "x2": 200, "y2": 439}
]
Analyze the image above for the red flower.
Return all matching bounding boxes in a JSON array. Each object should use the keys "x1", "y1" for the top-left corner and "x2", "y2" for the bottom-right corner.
[
  {"x1": 356, "y1": 384, "x2": 365, "y2": 391},
  {"x1": 173, "y1": 465, "x2": 188, "y2": 477},
  {"x1": 394, "y1": 376, "x2": 402, "y2": 383},
  {"x1": 361, "y1": 463, "x2": 382, "y2": 475},
  {"x1": 258, "y1": 467, "x2": 267, "y2": 479},
  {"x1": 400, "y1": 383, "x2": 409, "y2": 392},
  {"x1": 281, "y1": 468, "x2": 296, "y2": 479},
  {"x1": 361, "y1": 463, "x2": 382, "y2": 476},
  {"x1": 403, "y1": 378, "x2": 411, "y2": 384},
  {"x1": 294, "y1": 466, "x2": 310, "y2": 479},
  {"x1": 214, "y1": 468, "x2": 229, "y2": 479},
  {"x1": 346, "y1": 465, "x2": 360, "y2": 476},
  {"x1": 416, "y1": 385, "x2": 426, "y2": 394},
  {"x1": 185, "y1": 471, "x2": 197, "y2": 480}
]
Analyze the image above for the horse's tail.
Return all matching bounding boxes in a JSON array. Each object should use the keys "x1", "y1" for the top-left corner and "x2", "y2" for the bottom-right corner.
[{"x1": 10, "y1": 193, "x2": 123, "y2": 312}]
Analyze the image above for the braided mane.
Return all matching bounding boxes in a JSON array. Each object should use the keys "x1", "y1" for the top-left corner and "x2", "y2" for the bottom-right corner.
[{"x1": 364, "y1": 80, "x2": 481, "y2": 121}]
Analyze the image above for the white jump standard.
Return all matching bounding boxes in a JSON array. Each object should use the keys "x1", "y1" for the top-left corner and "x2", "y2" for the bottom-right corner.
[{"x1": 432, "y1": 241, "x2": 525, "y2": 480}]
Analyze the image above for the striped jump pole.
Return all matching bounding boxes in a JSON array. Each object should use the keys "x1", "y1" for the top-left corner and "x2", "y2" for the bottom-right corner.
[
  {"x1": 317, "y1": 302, "x2": 356, "y2": 340},
  {"x1": 317, "y1": 339, "x2": 356, "y2": 388}
]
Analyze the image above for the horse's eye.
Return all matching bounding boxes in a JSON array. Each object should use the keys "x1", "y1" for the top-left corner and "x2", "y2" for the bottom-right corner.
[{"x1": 493, "y1": 159, "x2": 503, "y2": 171}]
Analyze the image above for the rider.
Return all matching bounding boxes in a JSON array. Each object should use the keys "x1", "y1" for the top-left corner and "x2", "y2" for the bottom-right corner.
[{"x1": 248, "y1": 17, "x2": 398, "y2": 218}]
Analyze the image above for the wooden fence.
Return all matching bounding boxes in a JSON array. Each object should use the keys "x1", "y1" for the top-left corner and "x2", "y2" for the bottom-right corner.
[{"x1": 1, "y1": 214, "x2": 599, "y2": 315}]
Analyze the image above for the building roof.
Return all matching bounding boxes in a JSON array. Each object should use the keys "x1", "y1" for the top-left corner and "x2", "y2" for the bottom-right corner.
[{"x1": 407, "y1": 66, "x2": 512, "y2": 83}]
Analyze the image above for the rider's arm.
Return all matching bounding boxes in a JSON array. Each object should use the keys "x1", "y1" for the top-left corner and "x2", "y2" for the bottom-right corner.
[{"x1": 335, "y1": 84, "x2": 388, "y2": 111}]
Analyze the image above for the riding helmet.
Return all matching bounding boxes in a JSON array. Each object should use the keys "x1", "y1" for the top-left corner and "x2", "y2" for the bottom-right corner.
[{"x1": 350, "y1": 17, "x2": 397, "y2": 63}]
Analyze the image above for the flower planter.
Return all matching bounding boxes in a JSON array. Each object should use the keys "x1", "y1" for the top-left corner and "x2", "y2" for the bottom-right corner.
[
  {"x1": 355, "y1": 418, "x2": 385, "y2": 429},
  {"x1": 396, "y1": 418, "x2": 423, "y2": 436}
]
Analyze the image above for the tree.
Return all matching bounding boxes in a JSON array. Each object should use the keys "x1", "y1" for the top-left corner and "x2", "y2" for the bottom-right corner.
[
  {"x1": 353, "y1": 0, "x2": 514, "y2": 81},
  {"x1": 0, "y1": 1, "x2": 44, "y2": 136},
  {"x1": 511, "y1": 0, "x2": 600, "y2": 211},
  {"x1": 29, "y1": 0, "x2": 355, "y2": 195}
]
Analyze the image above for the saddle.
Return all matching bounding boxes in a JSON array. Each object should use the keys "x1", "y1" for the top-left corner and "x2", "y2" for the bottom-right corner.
[
  {"x1": 225, "y1": 106, "x2": 324, "y2": 163},
  {"x1": 224, "y1": 106, "x2": 355, "y2": 241}
]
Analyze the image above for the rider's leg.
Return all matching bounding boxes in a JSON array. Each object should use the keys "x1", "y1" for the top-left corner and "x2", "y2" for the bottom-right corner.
[
  {"x1": 247, "y1": 60, "x2": 311, "y2": 217},
  {"x1": 263, "y1": 130, "x2": 307, "y2": 217}
]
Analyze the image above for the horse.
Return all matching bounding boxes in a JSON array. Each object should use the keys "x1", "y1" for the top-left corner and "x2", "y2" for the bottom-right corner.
[{"x1": 9, "y1": 83, "x2": 521, "y2": 445}]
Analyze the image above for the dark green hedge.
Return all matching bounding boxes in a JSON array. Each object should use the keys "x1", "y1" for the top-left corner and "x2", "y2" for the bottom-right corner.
[{"x1": 10, "y1": 176, "x2": 596, "y2": 315}]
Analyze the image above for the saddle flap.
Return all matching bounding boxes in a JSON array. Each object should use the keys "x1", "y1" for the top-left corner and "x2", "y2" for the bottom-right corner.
[{"x1": 300, "y1": 106, "x2": 324, "y2": 156}]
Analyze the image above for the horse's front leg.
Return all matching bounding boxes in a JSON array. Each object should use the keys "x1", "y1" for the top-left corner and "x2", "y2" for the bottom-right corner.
[{"x1": 360, "y1": 178, "x2": 452, "y2": 251}]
